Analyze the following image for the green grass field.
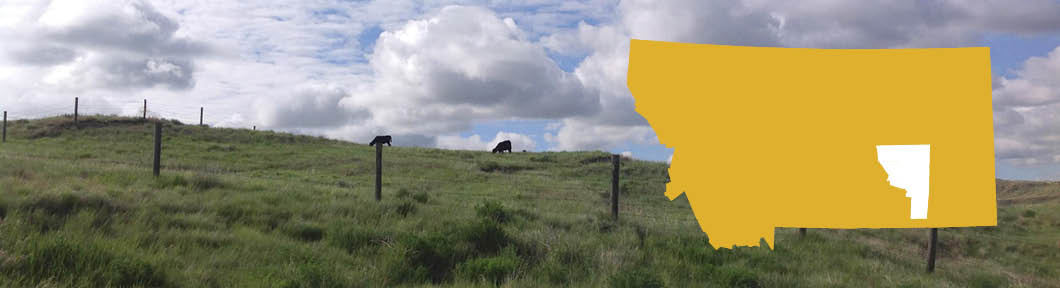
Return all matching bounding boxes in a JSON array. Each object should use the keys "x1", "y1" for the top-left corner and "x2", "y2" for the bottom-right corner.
[{"x1": 0, "y1": 115, "x2": 1057, "y2": 287}]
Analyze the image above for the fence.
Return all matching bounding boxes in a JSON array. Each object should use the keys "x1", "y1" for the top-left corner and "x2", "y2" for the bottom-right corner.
[
  {"x1": 0, "y1": 97, "x2": 258, "y2": 129},
  {"x1": 0, "y1": 97, "x2": 961, "y2": 273}
]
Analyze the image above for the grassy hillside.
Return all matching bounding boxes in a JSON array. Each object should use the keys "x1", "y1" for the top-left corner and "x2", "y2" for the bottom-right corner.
[{"x1": 0, "y1": 115, "x2": 1057, "y2": 287}]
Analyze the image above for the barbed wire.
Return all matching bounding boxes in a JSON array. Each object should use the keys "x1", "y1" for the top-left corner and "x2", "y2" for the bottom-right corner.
[
  {"x1": 935, "y1": 228, "x2": 1058, "y2": 247},
  {"x1": 1, "y1": 98, "x2": 262, "y2": 129}
]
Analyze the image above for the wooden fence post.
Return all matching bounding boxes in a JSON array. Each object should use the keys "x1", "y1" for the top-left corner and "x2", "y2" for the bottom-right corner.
[
  {"x1": 199, "y1": 107, "x2": 204, "y2": 126},
  {"x1": 2, "y1": 111, "x2": 6, "y2": 143},
  {"x1": 74, "y1": 97, "x2": 78, "y2": 126},
  {"x1": 153, "y1": 122, "x2": 162, "y2": 177},
  {"x1": 143, "y1": 99, "x2": 147, "y2": 120},
  {"x1": 612, "y1": 154, "x2": 620, "y2": 220},
  {"x1": 375, "y1": 142, "x2": 383, "y2": 201},
  {"x1": 927, "y1": 228, "x2": 938, "y2": 272},
  {"x1": 800, "y1": 228, "x2": 807, "y2": 238}
]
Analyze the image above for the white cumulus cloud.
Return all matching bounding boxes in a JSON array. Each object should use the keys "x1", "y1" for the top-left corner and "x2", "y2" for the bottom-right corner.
[
  {"x1": 993, "y1": 47, "x2": 1060, "y2": 165},
  {"x1": 437, "y1": 131, "x2": 536, "y2": 152}
]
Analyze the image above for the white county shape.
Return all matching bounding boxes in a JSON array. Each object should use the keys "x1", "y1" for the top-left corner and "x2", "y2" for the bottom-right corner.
[{"x1": 876, "y1": 145, "x2": 931, "y2": 219}]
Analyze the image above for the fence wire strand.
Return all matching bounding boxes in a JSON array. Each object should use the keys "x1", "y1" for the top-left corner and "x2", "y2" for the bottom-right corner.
[{"x1": 2, "y1": 98, "x2": 259, "y2": 129}]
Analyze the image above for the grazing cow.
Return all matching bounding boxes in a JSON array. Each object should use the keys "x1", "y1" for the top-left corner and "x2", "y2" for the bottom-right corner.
[
  {"x1": 369, "y1": 135, "x2": 392, "y2": 146},
  {"x1": 492, "y1": 140, "x2": 512, "y2": 153}
]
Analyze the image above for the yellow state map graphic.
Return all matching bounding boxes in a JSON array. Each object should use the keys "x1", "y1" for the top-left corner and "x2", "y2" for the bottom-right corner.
[{"x1": 627, "y1": 40, "x2": 997, "y2": 249}]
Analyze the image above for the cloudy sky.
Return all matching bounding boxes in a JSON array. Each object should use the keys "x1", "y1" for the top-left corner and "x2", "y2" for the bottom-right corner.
[{"x1": 2, "y1": 0, "x2": 1060, "y2": 180}]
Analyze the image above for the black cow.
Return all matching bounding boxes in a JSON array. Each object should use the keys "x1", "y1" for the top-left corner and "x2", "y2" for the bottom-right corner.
[
  {"x1": 369, "y1": 135, "x2": 392, "y2": 146},
  {"x1": 492, "y1": 140, "x2": 512, "y2": 153}
]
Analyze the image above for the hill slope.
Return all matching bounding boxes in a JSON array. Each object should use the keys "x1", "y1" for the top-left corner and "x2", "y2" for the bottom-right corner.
[{"x1": 0, "y1": 116, "x2": 1057, "y2": 287}]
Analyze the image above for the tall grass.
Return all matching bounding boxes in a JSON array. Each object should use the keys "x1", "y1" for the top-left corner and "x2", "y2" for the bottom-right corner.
[{"x1": 0, "y1": 116, "x2": 1056, "y2": 287}]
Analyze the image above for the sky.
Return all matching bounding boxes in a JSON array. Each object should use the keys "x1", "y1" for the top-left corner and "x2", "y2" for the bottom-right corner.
[{"x1": 1, "y1": 0, "x2": 1060, "y2": 180}]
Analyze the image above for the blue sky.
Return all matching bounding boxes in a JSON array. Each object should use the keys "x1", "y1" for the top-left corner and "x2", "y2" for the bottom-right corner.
[
  {"x1": 2, "y1": 0, "x2": 1060, "y2": 179},
  {"x1": 982, "y1": 34, "x2": 1060, "y2": 78}
]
